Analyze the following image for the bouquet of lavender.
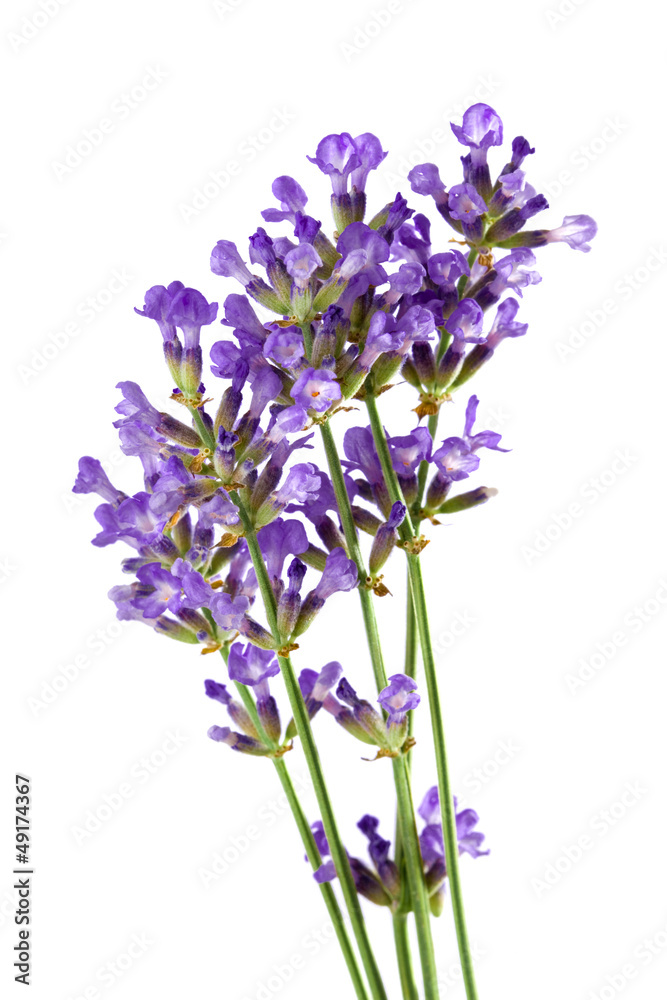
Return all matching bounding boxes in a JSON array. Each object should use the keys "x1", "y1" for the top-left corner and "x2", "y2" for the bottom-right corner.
[{"x1": 73, "y1": 103, "x2": 596, "y2": 1000}]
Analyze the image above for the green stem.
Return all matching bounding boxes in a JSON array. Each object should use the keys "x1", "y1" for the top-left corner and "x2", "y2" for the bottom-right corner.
[
  {"x1": 365, "y1": 393, "x2": 480, "y2": 1000},
  {"x1": 318, "y1": 417, "x2": 440, "y2": 999},
  {"x1": 273, "y1": 759, "x2": 370, "y2": 1000},
  {"x1": 231, "y1": 490, "x2": 388, "y2": 1000},
  {"x1": 218, "y1": 648, "x2": 368, "y2": 999},
  {"x1": 319, "y1": 419, "x2": 388, "y2": 693},
  {"x1": 415, "y1": 413, "x2": 440, "y2": 521},
  {"x1": 403, "y1": 570, "x2": 417, "y2": 758},
  {"x1": 393, "y1": 757, "x2": 440, "y2": 1000},
  {"x1": 189, "y1": 405, "x2": 216, "y2": 451},
  {"x1": 393, "y1": 913, "x2": 420, "y2": 1000}
]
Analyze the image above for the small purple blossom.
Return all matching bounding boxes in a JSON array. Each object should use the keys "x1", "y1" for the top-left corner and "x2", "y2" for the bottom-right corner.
[
  {"x1": 431, "y1": 438, "x2": 479, "y2": 482},
  {"x1": 388, "y1": 428, "x2": 432, "y2": 475},
  {"x1": 263, "y1": 326, "x2": 305, "y2": 370},
  {"x1": 377, "y1": 674, "x2": 420, "y2": 727},
  {"x1": 486, "y1": 298, "x2": 528, "y2": 349},
  {"x1": 290, "y1": 367, "x2": 342, "y2": 413},
  {"x1": 284, "y1": 244, "x2": 323, "y2": 290},
  {"x1": 131, "y1": 563, "x2": 183, "y2": 618},
  {"x1": 308, "y1": 133, "x2": 360, "y2": 196},
  {"x1": 210, "y1": 241, "x2": 253, "y2": 285},
  {"x1": 73, "y1": 457, "x2": 126, "y2": 505},
  {"x1": 445, "y1": 300, "x2": 486, "y2": 344},
  {"x1": 261, "y1": 176, "x2": 308, "y2": 223},
  {"x1": 451, "y1": 103, "x2": 503, "y2": 150},
  {"x1": 448, "y1": 184, "x2": 487, "y2": 223},
  {"x1": 313, "y1": 548, "x2": 358, "y2": 600},
  {"x1": 228, "y1": 641, "x2": 279, "y2": 702},
  {"x1": 544, "y1": 214, "x2": 598, "y2": 252},
  {"x1": 407, "y1": 163, "x2": 447, "y2": 203}
]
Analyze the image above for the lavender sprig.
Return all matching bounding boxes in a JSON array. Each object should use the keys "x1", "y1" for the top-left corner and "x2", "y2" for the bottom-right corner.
[{"x1": 74, "y1": 101, "x2": 596, "y2": 1000}]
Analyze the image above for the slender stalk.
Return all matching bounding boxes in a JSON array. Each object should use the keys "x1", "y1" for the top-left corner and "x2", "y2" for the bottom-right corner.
[
  {"x1": 230, "y1": 490, "x2": 388, "y2": 1000},
  {"x1": 365, "y1": 393, "x2": 480, "y2": 1000},
  {"x1": 393, "y1": 757, "x2": 440, "y2": 1000},
  {"x1": 319, "y1": 419, "x2": 388, "y2": 691},
  {"x1": 273, "y1": 759, "x2": 370, "y2": 1000},
  {"x1": 318, "y1": 417, "x2": 441, "y2": 999},
  {"x1": 189, "y1": 404, "x2": 216, "y2": 451},
  {"x1": 218, "y1": 651, "x2": 369, "y2": 999},
  {"x1": 415, "y1": 413, "x2": 440, "y2": 520},
  {"x1": 393, "y1": 913, "x2": 420, "y2": 1000}
]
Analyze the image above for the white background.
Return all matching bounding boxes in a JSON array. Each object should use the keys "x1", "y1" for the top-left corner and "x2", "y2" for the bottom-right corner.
[{"x1": 2, "y1": 1, "x2": 666, "y2": 999}]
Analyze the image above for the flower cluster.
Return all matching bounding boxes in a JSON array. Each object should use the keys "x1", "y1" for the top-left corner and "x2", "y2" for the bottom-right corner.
[
  {"x1": 74, "y1": 102, "x2": 595, "y2": 658},
  {"x1": 74, "y1": 104, "x2": 594, "y2": 959},
  {"x1": 310, "y1": 785, "x2": 488, "y2": 915}
]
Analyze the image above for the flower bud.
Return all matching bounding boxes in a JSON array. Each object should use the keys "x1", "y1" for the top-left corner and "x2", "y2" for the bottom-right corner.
[
  {"x1": 436, "y1": 486, "x2": 498, "y2": 513},
  {"x1": 411, "y1": 342, "x2": 436, "y2": 387},
  {"x1": 157, "y1": 414, "x2": 203, "y2": 448},
  {"x1": 401, "y1": 357, "x2": 423, "y2": 390},
  {"x1": 257, "y1": 695, "x2": 282, "y2": 743}
]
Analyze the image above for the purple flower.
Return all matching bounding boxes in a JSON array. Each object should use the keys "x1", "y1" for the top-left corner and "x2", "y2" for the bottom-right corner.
[
  {"x1": 431, "y1": 438, "x2": 479, "y2": 482},
  {"x1": 336, "y1": 223, "x2": 390, "y2": 286},
  {"x1": 207, "y1": 726, "x2": 269, "y2": 756},
  {"x1": 358, "y1": 312, "x2": 404, "y2": 367},
  {"x1": 368, "y1": 501, "x2": 406, "y2": 576},
  {"x1": 220, "y1": 293, "x2": 267, "y2": 341},
  {"x1": 375, "y1": 192, "x2": 413, "y2": 242},
  {"x1": 377, "y1": 674, "x2": 420, "y2": 727},
  {"x1": 448, "y1": 184, "x2": 487, "y2": 223},
  {"x1": 388, "y1": 428, "x2": 432, "y2": 475},
  {"x1": 73, "y1": 457, "x2": 126, "y2": 505},
  {"x1": 113, "y1": 381, "x2": 162, "y2": 431},
  {"x1": 257, "y1": 518, "x2": 309, "y2": 584},
  {"x1": 263, "y1": 326, "x2": 305, "y2": 370},
  {"x1": 204, "y1": 679, "x2": 259, "y2": 739},
  {"x1": 418, "y1": 786, "x2": 489, "y2": 866},
  {"x1": 249, "y1": 227, "x2": 277, "y2": 269},
  {"x1": 427, "y1": 251, "x2": 469, "y2": 289},
  {"x1": 134, "y1": 281, "x2": 183, "y2": 343},
  {"x1": 386, "y1": 262, "x2": 426, "y2": 299},
  {"x1": 358, "y1": 306, "x2": 435, "y2": 370},
  {"x1": 508, "y1": 136, "x2": 535, "y2": 170},
  {"x1": 307, "y1": 133, "x2": 360, "y2": 196},
  {"x1": 301, "y1": 661, "x2": 343, "y2": 717},
  {"x1": 208, "y1": 592, "x2": 250, "y2": 631},
  {"x1": 290, "y1": 367, "x2": 342, "y2": 413},
  {"x1": 479, "y1": 249, "x2": 542, "y2": 307},
  {"x1": 313, "y1": 547, "x2": 358, "y2": 600},
  {"x1": 210, "y1": 241, "x2": 253, "y2": 285},
  {"x1": 343, "y1": 426, "x2": 384, "y2": 486},
  {"x1": 294, "y1": 213, "x2": 322, "y2": 244},
  {"x1": 284, "y1": 243, "x2": 322, "y2": 290},
  {"x1": 131, "y1": 563, "x2": 183, "y2": 618},
  {"x1": 451, "y1": 103, "x2": 503, "y2": 151},
  {"x1": 544, "y1": 214, "x2": 598, "y2": 252},
  {"x1": 357, "y1": 815, "x2": 400, "y2": 897},
  {"x1": 310, "y1": 821, "x2": 337, "y2": 883},
  {"x1": 445, "y1": 300, "x2": 486, "y2": 344},
  {"x1": 271, "y1": 464, "x2": 322, "y2": 514},
  {"x1": 228, "y1": 641, "x2": 279, "y2": 698},
  {"x1": 261, "y1": 176, "x2": 309, "y2": 223},
  {"x1": 164, "y1": 286, "x2": 218, "y2": 350},
  {"x1": 486, "y1": 298, "x2": 528, "y2": 349},
  {"x1": 463, "y1": 395, "x2": 508, "y2": 453},
  {"x1": 349, "y1": 133, "x2": 387, "y2": 193},
  {"x1": 408, "y1": 163, "x2": 447, "y2": 204}
]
